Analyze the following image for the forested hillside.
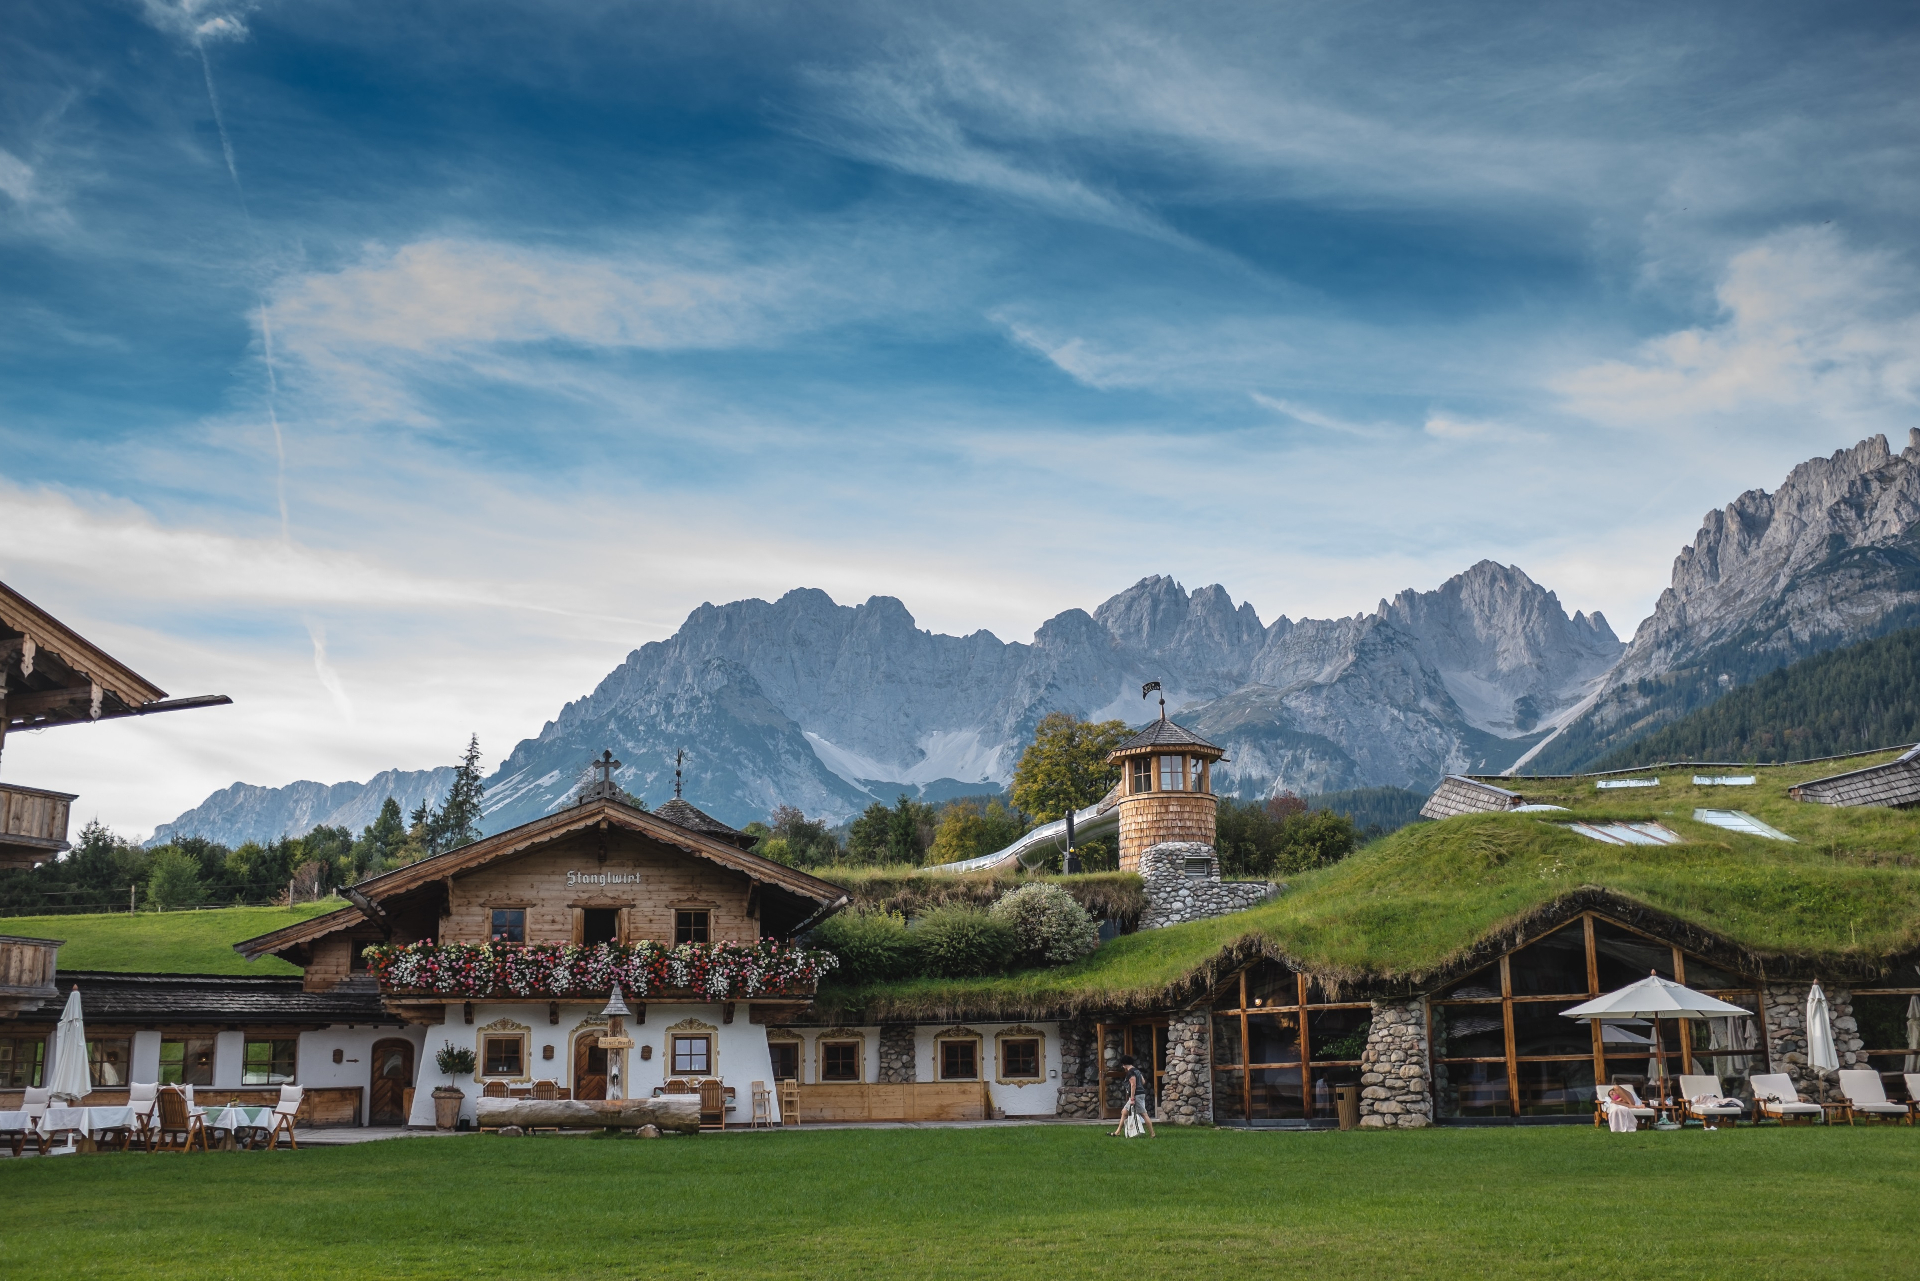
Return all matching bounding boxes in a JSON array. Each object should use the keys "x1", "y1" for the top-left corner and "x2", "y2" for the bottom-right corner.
[{"x1": 1590, "y1": 626, "x2": 1920, "y2": 768}]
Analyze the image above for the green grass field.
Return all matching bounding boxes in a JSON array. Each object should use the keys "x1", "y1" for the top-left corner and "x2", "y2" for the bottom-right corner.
[
  {"x1": 0, "y1": 902, "x2": 341, "y2": 975},
  {"x1": 4, "y1": 1124, "x2": 1915, "y2": 1279}
]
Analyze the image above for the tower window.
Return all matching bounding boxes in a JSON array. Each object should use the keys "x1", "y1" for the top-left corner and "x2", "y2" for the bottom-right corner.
[
  {"x1": 1132, "y1": 758, "x2": 1153, "y2": 793},
  {"x1": 1158, "y1": 756, "x2": 1187, "y2": 792}
]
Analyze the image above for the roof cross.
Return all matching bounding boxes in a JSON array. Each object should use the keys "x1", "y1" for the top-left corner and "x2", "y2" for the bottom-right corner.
[{"x1": 589, "y1": 749, "x2": 621, "y2": 789}]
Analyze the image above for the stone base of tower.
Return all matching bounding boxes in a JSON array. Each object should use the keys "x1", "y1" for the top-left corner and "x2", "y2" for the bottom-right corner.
[{"x1": 1136, "y1": 842, "x2": 1280, "y2": 929}]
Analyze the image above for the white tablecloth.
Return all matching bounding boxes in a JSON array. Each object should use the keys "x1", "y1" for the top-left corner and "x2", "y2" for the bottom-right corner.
[
  {"x1": 203, "y1": 1104, "x2": 275, "y2": 1132},
  {"x1": 2, "y1": 1105, "x2": 139, "y2": 1137}
]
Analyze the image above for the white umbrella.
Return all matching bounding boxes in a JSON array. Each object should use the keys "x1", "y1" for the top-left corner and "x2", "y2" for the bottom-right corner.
[
  {"x1": 46, "y1": 987, "x2": 92, "y2": 1104},
  {"x1": 1904, "y1": 995, "x2": 1920, "y2": 1075},
  {"x1": 1564, "y1": 973, "x2": 1750, "y2": 1101},
  {"x1": 1806, "y1": 983, "x2": 1839, "y2": 1100}
]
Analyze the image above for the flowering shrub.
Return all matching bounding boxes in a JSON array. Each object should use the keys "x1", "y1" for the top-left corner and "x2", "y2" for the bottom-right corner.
[
  {"x1": 362, "y1": 938, "x2": 836, "y2": 1000},
  {"x1": 988, "y1": 882, "x2": 1100, "y2": 967}
]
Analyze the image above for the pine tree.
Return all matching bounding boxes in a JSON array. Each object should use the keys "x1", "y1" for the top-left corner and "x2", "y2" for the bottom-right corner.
[{"x1": 435, "y1": 734, "x2": 486, "y2": 852}]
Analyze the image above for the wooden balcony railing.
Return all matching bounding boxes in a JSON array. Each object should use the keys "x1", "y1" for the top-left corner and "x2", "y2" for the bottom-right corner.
[
  {"x1": 0, "y1": 783, "x2": 75, "y2": 869},
  {"x1": 0, "y1": 934, "x2": 61, "y2": 1017}
]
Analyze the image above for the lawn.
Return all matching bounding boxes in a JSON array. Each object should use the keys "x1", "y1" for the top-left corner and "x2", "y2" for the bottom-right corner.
[
  {"x1": 4, "y1": 1124, "x2": 1916, "y2": 1279},
  {"x1": 0, "y1": 902, "x2": 341, "y2": 975}
]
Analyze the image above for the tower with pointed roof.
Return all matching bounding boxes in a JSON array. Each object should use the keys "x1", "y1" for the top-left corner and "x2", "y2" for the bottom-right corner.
[{"x1": 1106, "y1": 697, "x2": 1225, "y2": 873}]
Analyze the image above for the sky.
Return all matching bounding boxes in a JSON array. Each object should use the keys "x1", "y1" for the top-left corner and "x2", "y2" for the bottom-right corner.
[{"x1": 4, "y1": 0, "x2": 1920, "y2": 837}]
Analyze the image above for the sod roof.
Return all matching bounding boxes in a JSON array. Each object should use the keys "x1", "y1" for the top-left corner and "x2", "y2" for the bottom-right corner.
[
  {"x1": 0, "y1": 903, "x2": 341, "y2": 976},
  {"x1": 813, "y1": 748, "x2": 1920, "y2": 1023}
]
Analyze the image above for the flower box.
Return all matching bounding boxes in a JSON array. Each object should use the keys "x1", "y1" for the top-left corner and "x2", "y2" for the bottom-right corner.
[{"x1": 362, "y1": 939, "x2": 836, "y2": 1001}]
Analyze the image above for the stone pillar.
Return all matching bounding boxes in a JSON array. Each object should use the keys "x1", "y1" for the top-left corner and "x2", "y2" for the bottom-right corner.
[
  {"x1": 1358, "y1": 998, "x2": 1431, "y2": 1128},
  {"x1": 877, "y1": 1023, "x2": 916, "y2": 1084},
  {"x1": 1137, "y1": 841, "x2": 1279, "y2": 930},
  {"x1": 1055, "y1": 1017, "x2": 1102, "y2": 1118},
  {"x1": 1762, "y1": 982, "x2": 1867, "y2": 1096},
  {"x1": 1158, "y1": 1010, "x2": 1213, "y2": 1126}
]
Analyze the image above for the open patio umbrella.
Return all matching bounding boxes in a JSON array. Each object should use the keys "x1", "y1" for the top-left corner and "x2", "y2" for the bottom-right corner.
[
  {"x1": 1806, "y1": 983, "x2": 1839, "y2": 1099},
  {"x1": 46, "y1": 987, "x2": 91, "y2": 1104},
  {"x1": 1563, "y1": 973, "x2": 1750, "y2": 1104}
]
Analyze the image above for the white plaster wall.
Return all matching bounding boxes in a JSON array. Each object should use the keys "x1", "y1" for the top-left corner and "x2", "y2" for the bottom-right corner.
[
  {"x1": 793, "y1": 1024, "x2": 881, "y2": 1084},
  {"x1": 913, "y1": 1021, "x2": 1062, "y2": 1116},
  {"x1": 129, "y1": 1030, "x2": 161, "y2": 1085},
  {"x1": 294, "y1": 1023, "x2": 428, "y2": 1124},
  {"x1": 211, "y1": 1030, "x2": 246, "y2": 1088}
]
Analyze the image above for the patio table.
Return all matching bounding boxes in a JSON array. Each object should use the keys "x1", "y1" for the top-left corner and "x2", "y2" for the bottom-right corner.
[
  {"x1": 202, "y1": 1104, "x2": 276, "y2": 1146},
  {"x1": 38, "y1": 1105, "x2": 136, "y2": 1138}
]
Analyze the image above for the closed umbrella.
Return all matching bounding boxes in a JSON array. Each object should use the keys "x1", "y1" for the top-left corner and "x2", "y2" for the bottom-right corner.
[
  {"x1": 1806, "y1": 983, "x2": 1839, "y2": 1101},
  {"x1": 1563, "y1": 973, "x2": 1750, "y2": 1105},
  {"x1": 46, "y1": 987, "x2": 92, "y2": 1104},
  {"x1": 1903, "y1": 995, "x2": 1920, "y2": 1075}
]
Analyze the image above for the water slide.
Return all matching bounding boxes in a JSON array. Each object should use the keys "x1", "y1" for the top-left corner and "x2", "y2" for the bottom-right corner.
[{"x1": 926, "y1": 792, "x2": 1121, "y2": 873}]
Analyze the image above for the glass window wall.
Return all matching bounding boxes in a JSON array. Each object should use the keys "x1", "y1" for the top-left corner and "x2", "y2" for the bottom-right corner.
[{"x1": 1211, "y1": 961, "x2": 1373, "y2": 1124}]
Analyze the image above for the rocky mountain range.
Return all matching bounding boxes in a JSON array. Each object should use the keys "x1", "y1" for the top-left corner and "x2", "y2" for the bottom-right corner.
[{"x1": 153, "y1": 432, "x2": 1920, "y2": 847}]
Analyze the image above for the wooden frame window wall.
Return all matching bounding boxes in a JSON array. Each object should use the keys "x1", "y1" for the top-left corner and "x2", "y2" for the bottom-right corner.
[
  {"x1": 818, "y1": 1037, "x2": 863, "y2": 1083},
  {"x1": 935, "y1": 1033, "x2": 982, "y2": 1082},
  {"x1": 1844, "y1": 988, "x2": 1920, "y2": 1090},
  {"x1": 1210, "y1": 964, "x2": 1371, "y2": 1124},
  {"x1": 995, "y1": 1028, "x2": 1045, "y2": 1084},
  {"x1": 1426, "y1": 911, "x2": 1767, "y2": 1120},
  {"x1": 1096, "y1": 1021, "x2": 1169, "y2": 1117}
]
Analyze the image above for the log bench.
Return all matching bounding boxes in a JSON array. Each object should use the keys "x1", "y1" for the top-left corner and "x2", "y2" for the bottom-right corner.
[{"x1": 474, "y1": 1095, "x2": 700, "y2": 1134}]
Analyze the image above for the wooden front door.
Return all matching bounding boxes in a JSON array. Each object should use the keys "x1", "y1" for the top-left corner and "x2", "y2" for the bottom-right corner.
[
  {"x1": 575, "y1": 1033, "x2": 608, "y2": 1100},
  {"x1": 369, "y1": 1039, "x2": 414, "y2": 1125}
]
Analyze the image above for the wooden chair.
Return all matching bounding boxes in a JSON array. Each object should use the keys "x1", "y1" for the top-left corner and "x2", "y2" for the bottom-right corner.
[
  {"x1": 126, "y1": 1083, "x2": 159, "y2": 1152},
  {"x1": 531, "y1": 1079, "x2": 557, "y2": 1100},
  {"x1": 155, "y1": 1087, "x2": 208, "y2": 1153},
  {"x1": 264, "y1": 1085, "x2": 303, "y2": 1151},
  {"x1": 482, "y1": 1080, "x2": 508, "y2": 1098},
  {"x1": 779, "y1": 1079, "x2": 801, "y2": 1127},
  {"x1": 698, "y1": 1079, "x2": 726, "y2": 1130},
  {"x1": 665, "y1": 1079, "x2": 691, "y2": 1094},
  {"x1": 749, "y1": 1081, "x2": 772, "y2": 1128}
]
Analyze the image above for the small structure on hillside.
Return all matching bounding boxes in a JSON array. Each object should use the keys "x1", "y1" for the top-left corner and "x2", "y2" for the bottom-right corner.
[
  {"x1": 1419, "y1": 775, "x2": 1524, "y2": 821},
  {"x1": 1789, "y1": 744, "x2": 1920, "y2": 808},
  {"x1": 0, "y1": 581, "x2": 231, "y2": 867},
  {"x1": 1107, "y1": 697, "x2": 1225, "y2": 873}
]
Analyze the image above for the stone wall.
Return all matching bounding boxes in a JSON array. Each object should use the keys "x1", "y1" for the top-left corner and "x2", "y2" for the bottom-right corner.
[
  {"x1": 1358, "y1": 998, "x2": 1432, "y2": 1128},
  {"x1": 1761, "y1": 982, "x2": 1869, "y2": 1095},
  {"x1": 1055, "y1": 1017, "x2": 1102, "y2": 1119},
  {"x1": 1158, "y1": 1010, "x2": 1212, "y2": 1125},
  {"x1": 1136, "y1": 842, "x2": 1279, "y2": 930},
  {"x1": 877, "y1": 1023, "x2": 916, "y2": 1084}
]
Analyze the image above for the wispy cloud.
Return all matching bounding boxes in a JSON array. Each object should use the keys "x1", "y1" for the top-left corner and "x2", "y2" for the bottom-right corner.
[{"x1": 1250, "y1": 393, "x2": 1394, "y2": 440}]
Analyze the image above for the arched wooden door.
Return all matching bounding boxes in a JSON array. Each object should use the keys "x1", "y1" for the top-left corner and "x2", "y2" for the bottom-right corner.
[
  {"x1": 574, "y1": 1033, "x2": 608, "y2": 1100},
  {"x1": 369, "y1": 1039, "x2": 415, "y2": 1125}
]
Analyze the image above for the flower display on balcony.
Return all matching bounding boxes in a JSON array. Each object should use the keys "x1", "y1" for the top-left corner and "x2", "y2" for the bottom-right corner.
[{"x1": 362, "y1": 938, "x2": 837, "y2": 1001}]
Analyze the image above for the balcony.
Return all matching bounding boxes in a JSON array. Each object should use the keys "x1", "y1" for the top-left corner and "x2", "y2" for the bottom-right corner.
[
  {"x1": 363, "y1": 938, "x2": 838, "y2": 1003},
  {"x1": 0, "y1": 783, "x2": 75, "y2": 870}
]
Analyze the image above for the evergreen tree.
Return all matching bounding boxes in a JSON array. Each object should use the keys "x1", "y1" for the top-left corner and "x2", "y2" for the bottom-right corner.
[
  {"x1": 352, "y1": 797, "x2": 408, "y2": 876},
  {"x1": 145, "y1": 848, "x2": 204, "y2": 910},
  {"x1": 434, "y1": 733, "x2": 486, "y2": 852}
]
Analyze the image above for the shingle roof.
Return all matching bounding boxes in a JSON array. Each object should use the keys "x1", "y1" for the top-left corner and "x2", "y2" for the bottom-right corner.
[
  {"x1": 1110, "y1": 718, "x2": 1221, "y2": 756},
  {"x1": 11, "y1": 972, "x2": 390, "y2": 1025},
  {"x1": 1790, "y1": 745, "x2": 1920, "y2": 808},
  {"x1": 652, "y1": 797, "x2": 749, "y2": 844},
  {"x1": 1419, "y1": 775, "x2": 1524, "y2": 821}
]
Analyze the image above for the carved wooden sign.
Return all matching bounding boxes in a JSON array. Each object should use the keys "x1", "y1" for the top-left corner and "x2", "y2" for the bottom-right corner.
[{"x1": 598, "y1": 1036, "x2": 636, "y2": 1050}]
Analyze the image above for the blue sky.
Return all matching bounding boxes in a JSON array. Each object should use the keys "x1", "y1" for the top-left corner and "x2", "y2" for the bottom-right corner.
[{"x1": 5, "y1": 0, "x2": 1920, "y2": 834}]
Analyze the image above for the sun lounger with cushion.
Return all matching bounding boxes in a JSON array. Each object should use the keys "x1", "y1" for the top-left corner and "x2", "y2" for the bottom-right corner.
[
  {"x1": 1677, "y1": 1074, "x2": 1746, "y2": 1126},
  {"x1": 1836, "y1": 1070, "x2": 1910, "y2": 1125},
  {"x1": 1750, "y1": 1073, "x2": 1824, "y2": 1124},
  {"x1": 1594, "y1": 1082, "x2": 1658, "y2": 1130}
]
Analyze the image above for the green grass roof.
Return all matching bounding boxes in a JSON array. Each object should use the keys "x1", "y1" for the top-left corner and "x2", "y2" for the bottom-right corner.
[
  {"x1": 816, "y1": 749, "x2": 1920, "y2": 1021},
  {"x1": 0, "y1": 902, "x2": 345, "y2": 976}
]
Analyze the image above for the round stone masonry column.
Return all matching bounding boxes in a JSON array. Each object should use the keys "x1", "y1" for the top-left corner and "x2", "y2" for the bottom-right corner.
[
  {"x1": 878, "y1": 1023, "x2": 916, "y2": 1084},
  {"x1": 1358, "y1": 998, "x2": 1432, "y2": 1128}
]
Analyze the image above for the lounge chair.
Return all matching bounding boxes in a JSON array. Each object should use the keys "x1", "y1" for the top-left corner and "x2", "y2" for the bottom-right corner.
[
  {"x1": 1835, "y1": 1070, "x2": 1910, "y2": 1125},
  {"x1": 1594, "y1": 1081, "x2": 1658, "y2": 1130},
  {"x1": 1906, "y1": 1075, "x2": 1920, "y2": 1123},
  {"x1": 264, "y1": 1085, "x2": 303, "y2": 1150},
  {"x1": 155, "y1": 1087, "x2": 208, "y2": 1153},
  {"x1": 1750, "y1": 1073, "x2": 1824, "y2": 1125},
  {"x1": 1677, "y1": 1074, "x2": 1747, "y2": 1127}
]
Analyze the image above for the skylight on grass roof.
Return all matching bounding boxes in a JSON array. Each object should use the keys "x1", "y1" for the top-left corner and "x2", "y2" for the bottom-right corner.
[
  {"x1": 1693, "y1": 809, "x2": 1797, "y2": 842},
  {"x1": 1563, "y1": 821, "x2": 1685, "y2": 846},
  {"x1": 1693, "y1": 775, "x2": 1756, "y2": 786},
  {"x1": 1597, "y1": 779, "x2": 1659, "y2": 789}
]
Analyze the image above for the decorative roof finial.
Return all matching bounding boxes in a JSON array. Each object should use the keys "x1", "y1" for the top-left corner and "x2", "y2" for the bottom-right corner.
[
  {"x1": 1142, "y1": 680, "x2": 1165, "y2": 721},
  {"x1": 674, "y1": 748, "x2": 685, "y2": 800}
]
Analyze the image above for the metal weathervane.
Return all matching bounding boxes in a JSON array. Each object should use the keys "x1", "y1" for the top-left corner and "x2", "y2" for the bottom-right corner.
[
  {"x1": 674, "y1": 748, "x2": 686, "y2": 800},
  {"x1": 1143, "y1": 680, "x2": 1165, "y2": 719}
]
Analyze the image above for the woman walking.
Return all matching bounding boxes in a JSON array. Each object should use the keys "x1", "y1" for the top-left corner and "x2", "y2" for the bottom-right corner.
[{"x1": 1109, "y1": 1054, "x2": 1156, "y2": 1138}]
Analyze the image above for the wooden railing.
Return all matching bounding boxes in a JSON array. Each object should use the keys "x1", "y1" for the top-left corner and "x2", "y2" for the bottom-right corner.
[
  {"x1": 0, "y1": 934, "x2": 60, "y2": 1016},
  {"x1": 0, "y1": 783, "x2": 75, "y2": 868}
]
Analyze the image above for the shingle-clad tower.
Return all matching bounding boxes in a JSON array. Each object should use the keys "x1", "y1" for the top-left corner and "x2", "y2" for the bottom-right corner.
[{"x1": 1107, "y1": 708, "x2": 1225, "y2": 873}]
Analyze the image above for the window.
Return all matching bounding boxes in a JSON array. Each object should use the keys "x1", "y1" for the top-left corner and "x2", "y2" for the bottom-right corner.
[
  {"x1": 671, "y1": 1035, "x2": 712, "y2": 1075},
  {"x1": 1132, "y1": 757, "x2": 1153, "y2": 793},
  {"x1": 1189, "y1": 757, "x2": 1209, "y2": 793},
  {"x1": 159, "y1": 1037, "x2": 215, "y2": 1087},
  {"x1": 1211, "y1": 961, "x2": 1375, "y2": 1123},
  {"x1": 583, "y1": 908, "x2": 620, "y2": 946},
  {"x1": 483, "y1": 1036, "x2": 524, "y2": 1077},
  {"x1": 1000, "y1": 1038, "x2": 1041, "y2": 1081},
  {"x1": 349, "y1": 941, "x2": 369, "y2": 972},
  {"x1": 820, "y1": 1041, "x2": 861, "y2": 1082},
  {"x1": 88, "y1": 1038, "x2": 132, "y2": 1087},
  {"x1": 490, "y1": 909, "x2": 525, "y2": 944},
  {"x1": 675, "y1": 910, "x2": 710, "y2": 945},
  {"x1": 768, "y1": 1041, "x2": 799, "y2": 1081},
  {"x1": 1158, "y1": 755, "x2": 1186, "y2": 792},
  {"x1": 938, "y1": 1039, "x2": 979, "y2": 1081},
  {"x1": 242, "y1": 1038, "x2": 297, "y2": 1086},
  {"x1": 0, "y1": 1036, "x2": 44, "y2": 1088}
]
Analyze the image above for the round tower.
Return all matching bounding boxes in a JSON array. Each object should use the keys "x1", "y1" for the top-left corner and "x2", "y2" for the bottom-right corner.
[{"x1": 1107, "y1": 710, "x2": 1224, "y2": 873}]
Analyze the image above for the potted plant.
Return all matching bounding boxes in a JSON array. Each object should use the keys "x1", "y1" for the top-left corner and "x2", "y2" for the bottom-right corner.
[{"x1": 433, "y1": 1041, "x2": 476, "y2": 1130}]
